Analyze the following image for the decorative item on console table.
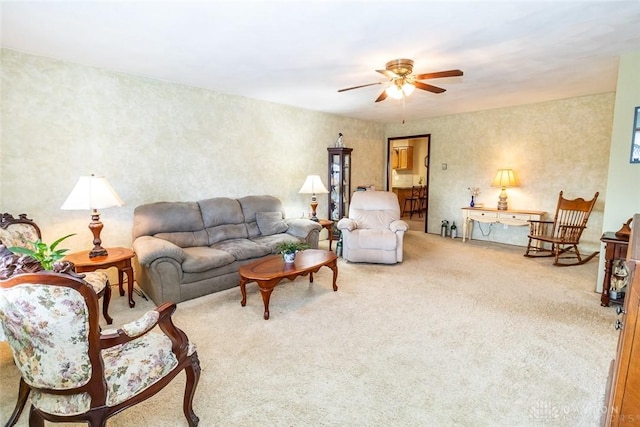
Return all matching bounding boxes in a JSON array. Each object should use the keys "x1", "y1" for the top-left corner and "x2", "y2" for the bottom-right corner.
[
  {"x1": 467, "y1": 187, "x2": 480, "y2": 208},
  {"x1": 491, "y1": 169, "x2": 518, "y2": 210}
]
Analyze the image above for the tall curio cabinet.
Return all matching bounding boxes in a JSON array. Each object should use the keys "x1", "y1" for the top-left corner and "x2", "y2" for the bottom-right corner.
[{"x1": 327, "y1": 147, "x2": 353, "y2": 237}]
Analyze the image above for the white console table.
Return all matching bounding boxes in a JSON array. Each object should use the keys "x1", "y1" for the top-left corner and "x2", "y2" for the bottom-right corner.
[{"x1": 461, "y1": 207, "x2": 545, "y2": 243}]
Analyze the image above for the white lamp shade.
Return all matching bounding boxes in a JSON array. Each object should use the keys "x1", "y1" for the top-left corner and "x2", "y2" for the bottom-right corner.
[
  {"x1": 61, "y1": 175, "x2": 125, "y2": 210},
  {"x1": 298, "y1": 175, "x2": 329, "y2": 195},
  {"x1": 491, "y1": 169, "x2": 518, "y2": 188}
]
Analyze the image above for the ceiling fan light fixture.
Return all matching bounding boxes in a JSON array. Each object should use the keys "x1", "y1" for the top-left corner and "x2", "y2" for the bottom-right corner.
[
  {"x1": 337, "y1": 58, "x2": 462, "y2": 108},
  {"x1": 385, "y1": 85, "x2": 403, "y2": 99},
  {"x1": 402, "y1": 82, "x2": 415, "y2": 96}
]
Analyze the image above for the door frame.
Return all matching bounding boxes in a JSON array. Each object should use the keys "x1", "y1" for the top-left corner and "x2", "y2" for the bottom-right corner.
[{"x1": 386, "y1": 134, "x2": 431, "y2": 233}]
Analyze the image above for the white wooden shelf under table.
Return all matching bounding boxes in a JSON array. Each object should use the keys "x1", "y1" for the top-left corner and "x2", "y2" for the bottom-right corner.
[{"x1": 461, "y1": 207, "x2": 545, "y2": 243}]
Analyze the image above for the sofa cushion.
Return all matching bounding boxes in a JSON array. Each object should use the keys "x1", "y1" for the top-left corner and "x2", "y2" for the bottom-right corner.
[
  {"x1": 351, "y1": 209, "x2": 398, "y2": 231},
  {"x1": 198, "y1": 198, "x2": 244, "y2": 227},
  {"x1": 251, "y1": 234, "x2": 300, "y2": 254},
  {"x1": 206, "y1": 223, "x2": 248, "y2": 245},
  {"x1": 256, "y1": 212, "x2": 288, "y2": 236},
  {"x1": 211, "y1": 238, "x2": 271, "y2": 261},
  {"x1": 238, "y1": 196, "x2": 286, "y2": 238},
  {"x1": 181, "y1": 247, "x2": 235, "y2": 273},
  {"x1": 349, "y1": 229, "x2": 397, "y2": 250},
  {"x1": 154, "y1": 230, "x2": 209, "y2": 248},
  {"x1": 133, "y1": 201, "x2": 204, "y2": 239}
]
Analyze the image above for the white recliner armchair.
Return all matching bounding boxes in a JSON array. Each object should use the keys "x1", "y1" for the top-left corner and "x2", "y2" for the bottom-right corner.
[{"x1": 337, "y1": 191, "x2": 408, "y2": 264}]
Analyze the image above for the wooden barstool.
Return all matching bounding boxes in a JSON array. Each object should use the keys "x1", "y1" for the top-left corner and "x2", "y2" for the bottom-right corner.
[{"x1": 401, "y1": 186, "x2": 421, "y2": 219}]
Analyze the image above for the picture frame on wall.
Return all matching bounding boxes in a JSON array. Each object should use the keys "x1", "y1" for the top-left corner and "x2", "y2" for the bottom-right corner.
[{"x1": 631, "y1": 106, "x2": 640, "y2": 163}]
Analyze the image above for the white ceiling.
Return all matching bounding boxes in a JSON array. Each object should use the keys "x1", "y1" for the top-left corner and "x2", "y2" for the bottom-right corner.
[{"x1": 2, "y1": 1, "x2": 640, "y2": 123}]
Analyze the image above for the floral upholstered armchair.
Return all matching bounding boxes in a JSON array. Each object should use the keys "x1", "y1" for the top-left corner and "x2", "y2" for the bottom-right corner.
[
  {"x1": 0, "y1": 212, "x2": 112, "y2": 324},
  {"x1": 0, "y1": 248, "x2": 201, "y2": 426}
]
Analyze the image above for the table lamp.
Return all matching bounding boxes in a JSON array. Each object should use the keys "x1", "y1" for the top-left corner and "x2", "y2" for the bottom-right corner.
[
  {"x1": 491, "y1": 169, "x2": 518, "y2": 210},
  {"x1": 298, "y1": 175, "x2": 329, "y2": 222},
  {"x1": 61, "y1": 174, "x2": 125, "y2": 258}
]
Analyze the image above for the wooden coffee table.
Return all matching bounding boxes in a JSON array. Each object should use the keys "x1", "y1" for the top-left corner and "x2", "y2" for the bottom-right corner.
[{"x1": 239, "y1": 249, "x2": 338, "y2": 319}]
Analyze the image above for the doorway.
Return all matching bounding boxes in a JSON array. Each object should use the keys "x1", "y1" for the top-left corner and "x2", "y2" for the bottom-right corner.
[{"x1": 386, "y1": 134, "x2": 431, "y2": 233}]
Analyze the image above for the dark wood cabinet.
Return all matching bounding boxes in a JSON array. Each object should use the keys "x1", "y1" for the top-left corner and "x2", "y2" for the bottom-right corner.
[
  {"x1": 604, "y1": 214, "x2": 640, "y2": 426},
  {"x1": 601, "y1": 232, "x2": 630, "y2": 306},
  {"x1": 327, "y1": 147, "x2": 352, "y2": 236}
]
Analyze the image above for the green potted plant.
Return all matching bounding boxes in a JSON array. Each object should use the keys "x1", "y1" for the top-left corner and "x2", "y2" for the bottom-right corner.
[
  {"x1": 275, "y1": 241, "x2": 311, "y2": 263},
  {"x1": 8, "y1": 233, "x2": 75, "y2": 270}
]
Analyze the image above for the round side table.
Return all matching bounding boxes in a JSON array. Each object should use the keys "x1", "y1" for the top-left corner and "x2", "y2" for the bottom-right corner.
[
  {"x1": 317, "y1": 219, "x2": 335, "y2": 251},
  {"x1": 65, "y1": 247, "x2": 137, "y2": 308}
]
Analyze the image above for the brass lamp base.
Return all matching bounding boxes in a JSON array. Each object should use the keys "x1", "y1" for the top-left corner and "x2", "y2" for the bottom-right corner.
[
  {"x1": 497, "y1": 188, "x2": 508, "y2": 210},
  {"x1": 309, "y1": 201, "x2": 319, "y2": 222}
]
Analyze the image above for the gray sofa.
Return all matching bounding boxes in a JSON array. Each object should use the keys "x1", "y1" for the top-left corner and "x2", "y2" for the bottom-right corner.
[{"x1": 132, "y1": 195, "x2": 321, "y2": 304}]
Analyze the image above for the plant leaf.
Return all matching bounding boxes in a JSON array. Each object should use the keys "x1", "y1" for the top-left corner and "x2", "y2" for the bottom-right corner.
[
  {"x1": 50, "y1": 233, "x2": 76, "y2": 251},
  {"x1": 7, "y1": 246, "x2": 36, "y2": 256}
]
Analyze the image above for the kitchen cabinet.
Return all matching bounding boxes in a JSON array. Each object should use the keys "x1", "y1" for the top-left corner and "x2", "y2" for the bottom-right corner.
[{"x1": 393, "y1": 146, "x2": 413, "y2": 170}]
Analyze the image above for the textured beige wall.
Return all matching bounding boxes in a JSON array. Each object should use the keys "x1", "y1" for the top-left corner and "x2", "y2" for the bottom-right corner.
[
  {"x1": 0, "y1": 49, "x2": 385, "y2": 252},
  {"x1": 596, "y1": 52, "x2": 640, "y2": 291},
  {"x1": 0, "y1": 48, "x2": 617, "y2": 261},
  {"x1": 386, "y1": 93, "x2": 615, "y2": 251}
]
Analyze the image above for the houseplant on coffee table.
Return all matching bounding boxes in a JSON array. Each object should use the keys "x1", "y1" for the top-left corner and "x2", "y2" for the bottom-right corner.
[{"x1": 275, "y1": 241, "x2": 311, "y2": 263}]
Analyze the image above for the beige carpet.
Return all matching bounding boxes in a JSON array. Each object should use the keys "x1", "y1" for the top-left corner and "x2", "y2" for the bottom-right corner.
[{"x1": 0, "y1": 231, "x2": 619, "y2": 426}]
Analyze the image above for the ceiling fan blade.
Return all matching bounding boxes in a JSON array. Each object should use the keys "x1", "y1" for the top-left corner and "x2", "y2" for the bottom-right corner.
[
  {"x1": 374, "y1": 90, "x2": 388, "y2": 103},
  {"x1": 338, "y1": 82, "x2": 381, "y2": 92},
  {"x1": 376, "y1": 69, "x2": 399, "y2": 78},
  {"x1": 414, "y1": 69, "x2": 463, "y2": 80},
  {"x1": 415, "y1": 81, "x2": 446, "y2": 93}
]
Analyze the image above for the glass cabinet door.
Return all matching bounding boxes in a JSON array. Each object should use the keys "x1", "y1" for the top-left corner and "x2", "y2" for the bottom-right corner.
[{"x1": 327, "y1": 147, "x2": 353, "y2": 234}]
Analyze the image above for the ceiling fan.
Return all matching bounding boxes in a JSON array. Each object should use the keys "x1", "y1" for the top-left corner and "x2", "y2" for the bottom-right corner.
[{"x1": 338, "y1": 58, "x2": 463, "y2": 103}]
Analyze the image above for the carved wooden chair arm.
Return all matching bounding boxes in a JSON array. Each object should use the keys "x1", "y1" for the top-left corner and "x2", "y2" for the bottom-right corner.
[{"x1": 100, "y1": 302, "x2": 186, "y2": 352}]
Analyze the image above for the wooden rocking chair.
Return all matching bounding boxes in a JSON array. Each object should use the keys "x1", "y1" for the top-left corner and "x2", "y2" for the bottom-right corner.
[{"x1": 524, "y1": 191, "x2": 599, "y2": 266}]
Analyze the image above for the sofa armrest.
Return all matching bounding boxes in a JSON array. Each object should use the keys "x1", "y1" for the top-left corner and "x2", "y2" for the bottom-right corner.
[
  {"x1": 285, "y1": 218, "x2": 322, "y2": 239},
  {"x1": 133, "y1": 235, "x2": 185, "y2": 266},
  {"x1": 337, "y1": 218, "x2": 357, "y2": 232},
  {"x1": 390, "y1": 219, "x2": 409, "y2": 233}
]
